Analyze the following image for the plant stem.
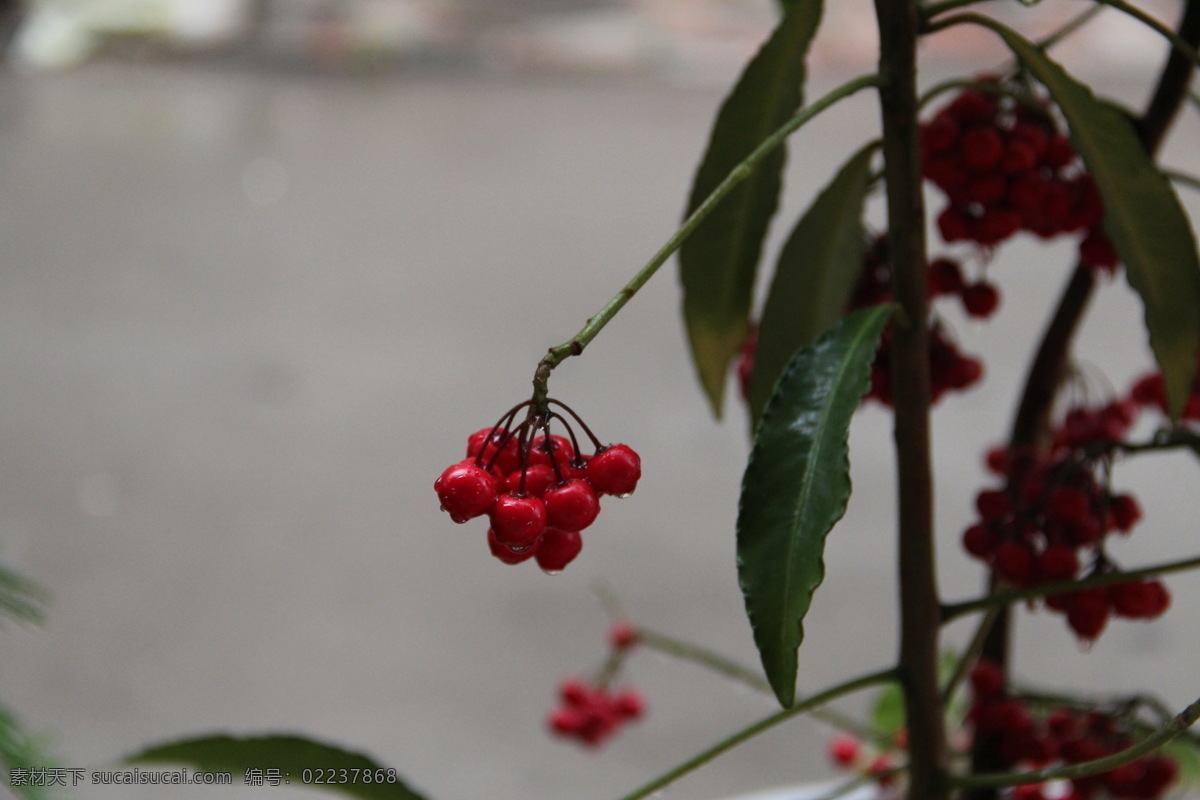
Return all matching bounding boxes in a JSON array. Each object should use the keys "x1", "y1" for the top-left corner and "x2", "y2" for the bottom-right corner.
[
  {"x1": 635, "y1": 627, "x2": 883, "y2": 743},
  {"x1": 942, "y1": 553, "x2": 1200, "y2": 622},
  {"x1": 952, "y1": 693, "x2": 1200, "y2": 790},
  {"x1": 874, "y1": 2, "x2": 945, "y2": 799},
  {"x1": 611, "y1": 668, "x2": 898, "y2": 800},
  {"x1": 529, "y1": 72, "x2": 884, "y2": 410}
]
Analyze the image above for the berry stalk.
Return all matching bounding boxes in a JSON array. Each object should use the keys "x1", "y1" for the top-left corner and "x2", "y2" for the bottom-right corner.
[{"x1": 530, "y1": 73, "x2": 885, "y2": 411}]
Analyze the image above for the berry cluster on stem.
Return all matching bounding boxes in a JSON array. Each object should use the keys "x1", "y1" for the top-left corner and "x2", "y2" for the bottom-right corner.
[
  {"x1": 967, "y1": 659, "x2": 1179, "y2": 800},
  {"x1": 921, "y1": 78, "x2": 1116, "y2": 271},
  {"x1": 434, "y1": 398, "x2": 641, "y2": 572},
  {"x1": 547, "y1": 620, "x2": 645, "y2": 748},
  {"x1": 962, "y1": 379, "x2": 1174, "y2": 641}
]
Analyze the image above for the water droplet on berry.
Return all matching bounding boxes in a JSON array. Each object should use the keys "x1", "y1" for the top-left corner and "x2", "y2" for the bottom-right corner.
[
  {"x1": 614, "y1": 492, "x2": 633, "y2": 499},
  {"x1": 540, "y1": 568, "x2": 563, "y2": 576},
  {"x1": 507, "y1": 543, "x2": 532, "y2": 554}
]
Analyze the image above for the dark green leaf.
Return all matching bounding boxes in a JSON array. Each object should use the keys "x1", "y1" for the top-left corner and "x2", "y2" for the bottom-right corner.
[
  {"x1": 127, "y1": 733, "x2": 428, "y2": 800},
  {"x1": 679, "y1": 0, "x2": 823, "y2": 417},
  {"x1": 980, "y1": 18, "x2": 1200, "y2": 418},
  {"x1": 737, "y1": 304, "x2": 893, "y2": 707},
  {"x1": 748, "y1": 143, "x2": 876, "y2": 427}
]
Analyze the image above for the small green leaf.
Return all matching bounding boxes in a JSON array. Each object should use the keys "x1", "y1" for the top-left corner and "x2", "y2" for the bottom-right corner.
[
  {"x1": 127, "y1": 733, "x2": 428, "y2": 800},
  {"x1": 871, "y1": 683, "x2": 906, "y2": 739},
  {"x1": 737, "y1": 304, "x2": 893, "y2": 707},
  {"x1": 976, "y1": 17, "x2": 1200, "y2": 418},
  {"x1": 748, "y1": 143, "x2": 876, "y2": 427},
  {"x1": 0, "y1": 564, "x2": 48, "y2": 628},
  {"x1": 679, "y1": 0, "x2": 823, "y2": 417}
]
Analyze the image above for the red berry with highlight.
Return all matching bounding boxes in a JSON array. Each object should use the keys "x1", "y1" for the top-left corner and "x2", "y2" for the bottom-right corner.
[
  {"x1": 544, "y1": 479, "x2": 601, "y2": 532},
  {"x1": 586, "y1": 444, "x2": 642, "y2": 496},
  {"x1": 489, "y1": 494, "x2": 547, "y2": 550},
  {"x1": 827, "y1": 733, "x2": 862, "y2": 768},
  {"x1": 536, "y1": 527, "x2": 583, "y2": 572},
  {"x1": 487, "y1": 527, "x2": 539, "y2": 565},
  {"x1": 435, "y1": 462, "x2": 500, "y2": 523}
]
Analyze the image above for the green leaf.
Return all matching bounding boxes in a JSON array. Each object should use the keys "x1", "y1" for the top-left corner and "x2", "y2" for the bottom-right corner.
[
  {"x1": 871, "y1": 683, "x2": 906, "y2": 739},
  {"x1": 679, "y1": 0, "x2": 823, "y2": 417},
  {"x1": 748, "y1": 143, "x2": 876, "y2": 428},
  {"x1": 0, "y1": 563, "x2": 48, "y2": 627},
  {"x1": 737, "y1": 304, "x2": 893, "y2": 707},
  {"x1": 1163, "y1": 734, "x2": 1200, "y2": 786},
  {"x1": 126, "y1": 733, "x2": 428, "y2": 800},
  {"x1": 976, "y1": 17, "x2": 1200, "y2": 418}
]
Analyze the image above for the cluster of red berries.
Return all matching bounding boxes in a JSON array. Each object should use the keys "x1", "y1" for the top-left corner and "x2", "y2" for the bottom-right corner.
[
  {"x1": 434, "y1": 399, "x2": 641, "y2": 572},
  {"x1": 852, "y1": 236, "x2": 992, "y2": 406},
  {"x1": 547, "y1": 621, "x2": 645, "y2": 748},
  {"x1": 826, "y1": 731, "x2": 901, "y2": 789},
  {"x1": 921, "y1": 80, "x2": 1118, "y2": 272},
  {"x1": 968, "y1": 660, "x2": 1179, "y2": 800},
  {"x1": 962, "y1": 391, "x2": 1170, "y2": 640}
]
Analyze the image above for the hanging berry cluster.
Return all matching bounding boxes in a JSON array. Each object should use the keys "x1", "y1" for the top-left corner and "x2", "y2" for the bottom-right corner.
[
  {"x1": 967, "y1": 660, "x2": 1179, "y2": 800},
  {"x1": 546, "y1": 620, "x2": 645, "y2": 748},
  {"x1": 961, "y1": 385, "x2": 1170, "y2": 641},
  {"x1": 434, "y1": 399, "x2": 641, "y2": 572},
  {"x1": 921, "y1": 79, "x2": 1117, "y2": 271}
]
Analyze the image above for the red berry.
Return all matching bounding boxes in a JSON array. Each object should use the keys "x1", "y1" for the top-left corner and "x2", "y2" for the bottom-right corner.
[
  {"x1": 928, "y1": 258, "x2": 965, "y2": 296},
  {"x1": 969, "y1": 659, "x2": 1005, "y2": 699},
  {"x1": 1129, "y1": 373, "x2": 1166, "y2": 410},
  {"x1": 975, "y1": 489, "x2": 1012, "y2": 521},
  {"x1": 1065, "y1": 588, "x2": 1110, "y2": 640},
  {"x1": 921, "y1": 113, "x2": 961, "y2": 154},
  {"x1": 489, "y1": 494, "x2": 547, "y2": 550},
  {"x1": 1080, "y1": 229, "x2": 1119, "y2": 272},
  {"x1": 506, "y1": 463, "x2": 558, "y2": 498},
  {"x1": 827, "y1": 732, "x2": 862, "y2": 768},
  {"x1": 962, "y1": 523, "x2": 998, "y2": 559},
  {"x1": 1037, "y1": 545, "x2": 1080, "y2": 583},
  {"x1": 487, "y1": 527, "x2": 539, "y2": 565},
  {"x1": 529, "y1": 434, "x2": 575, "y2": 471},
  {"x1": 1111, "y1": 579, "x2": 1170, "y2": 619},
  {"x1": 535, "y1": 527, "x2": 583, "y2": 572},
  {"x1": 609, "y1": 620, "x2": 638, "y2": 650},
  {"x1": 544, "y1": 479, "x2": 601, "y2": 532},
  {"x1": 613, "y1": 689, "x2": 646, "y2": 719},
  {"x1": 993, "y1": 541, "x2": 1035, "y2": 586},
  {"x1": 948, "y1": 90, "x2": 997, "y2": 124},
  {"x1": 961, "y1": 125, "x2": 1005, "y2": 171},
  {"x1": 1108, "y1": 493, "x2": 1141, "y2": 533},
  {"x1": 435, "y1": 462, "x2": 500, "y2": 523},
  {"x1": 962, "y1": 282, "x2": 1001, "y2": 318},
  {"x1": 467, "y1": 428, "x2": 522, "y2": 475},
  {"x1": 586, "y1": 444, "x2": 642, "y2": 496}
]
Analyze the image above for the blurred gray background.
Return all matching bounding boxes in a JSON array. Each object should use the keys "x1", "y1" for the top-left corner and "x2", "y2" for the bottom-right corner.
[{"x1": 1, "y1": 1, "x2": 1198, "y2": 799}]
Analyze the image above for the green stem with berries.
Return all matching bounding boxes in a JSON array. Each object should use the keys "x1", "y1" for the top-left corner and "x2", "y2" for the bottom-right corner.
[
  {"x1": 941, "y1": 553, "x2": 1200, "y2": 623},
  {"x1": 530, "y1": 72, "x2": 884, "y2": 411},
  {"x1": 952, "y1": 693, "x2": 1200, "y2": 790}
]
